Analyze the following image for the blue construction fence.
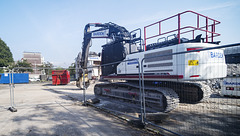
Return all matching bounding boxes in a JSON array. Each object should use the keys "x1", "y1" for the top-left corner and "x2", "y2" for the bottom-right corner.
[{"x1": 0, "y1": 73, "x2": 29, "y2": 84}]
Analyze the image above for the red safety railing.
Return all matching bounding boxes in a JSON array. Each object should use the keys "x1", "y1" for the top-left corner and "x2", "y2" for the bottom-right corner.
[{"x1": 144, "y1": 10, "x2": 221, "y2": 51}]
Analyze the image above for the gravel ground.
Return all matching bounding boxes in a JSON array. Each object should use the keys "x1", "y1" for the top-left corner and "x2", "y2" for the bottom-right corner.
[
  {"x1": 0, "y1": 82, "x2": 153, "y2": 136},
  {"x1": 92, "y1": 94, "x2": 240, "y2": 136},
  {"x1": 1, "y1": 81, "x2": 239, "y2": 136},
  {"x1": 86, "y1": 81, "x2": 240, "y2": 136},
  {"x1": 158, "y1": 96, "x2": 240, "y2": 136}
]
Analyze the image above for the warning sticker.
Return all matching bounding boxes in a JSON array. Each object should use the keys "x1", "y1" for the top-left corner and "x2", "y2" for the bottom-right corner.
[{"x1": 188, "y1": 60, "x2": 199, "y2": 66}]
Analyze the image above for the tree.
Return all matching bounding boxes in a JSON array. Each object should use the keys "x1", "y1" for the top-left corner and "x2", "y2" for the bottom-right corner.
[
  {"x1": 14, "y1": 59, "x2": 33, "y2": 73},
  {"x1": 0, "y1": 38, "x2": 14, "y2": 72},
  {"x1": 68, "y1": 63, "x2": 76, "y2": 78},
  {"x1": 39, "y1": 61, "x2": 54, "y2": 75},
  {"x1": 55, "y1": 67, "x2": 64, "y2": 70}
]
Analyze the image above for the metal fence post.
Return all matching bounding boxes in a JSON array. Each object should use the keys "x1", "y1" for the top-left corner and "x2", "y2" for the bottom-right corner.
[
  {"x1": 8, "y1": 69, "x2": 17, "y2": 112},
  {"x1": 140, "y1": 59, "x2": 146, "y2": 122},
  {"x1": 82, "y1": 68, "x2": 86, "y2": 105},
  {"x1": 136, "y1": 60, "x2": 144, "y2": 125},
  {"x1": 9, "y1": 70, "x2": 12, "y2": 107},
  {"x1": 12, "y1": 69, "x2": 15, "y2": 107}
]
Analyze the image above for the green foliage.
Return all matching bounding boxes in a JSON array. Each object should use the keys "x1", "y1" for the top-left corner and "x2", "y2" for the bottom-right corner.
[
  {"x1": 45, "y1": 61, "x2": 54, "y2": 68},
  {"x1": 56, "y1": 67, "x2": 64, "y2": 70},
  {"x1": 39, "y1": 61, "x2": 54, "y2": 75},
  {"x1": 14, "y1": 59, "x2": 33, "y2": 73},
  {"x1": 0, "y1": 68, "x2": 3, "y2": 73},
  {"x1": 68, "y1": 63, "x2": 76, "y2": 78},
  {"x1": 0, "y1": 38, "x2": 14, "y2": 67}
]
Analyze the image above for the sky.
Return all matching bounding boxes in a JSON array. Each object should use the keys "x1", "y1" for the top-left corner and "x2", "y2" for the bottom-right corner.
[{"x1": 0, "y1": 0, "x2": 239, "y2": 68}]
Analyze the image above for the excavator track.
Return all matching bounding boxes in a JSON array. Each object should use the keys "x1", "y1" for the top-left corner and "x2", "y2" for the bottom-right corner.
[
  {"x1": 94, "y1": 81, "x2": 211, "y2": 112},
  {"x1": 94, "y1": 82, "x2": 179, "y2": 113},
  {"x1": 143, "y1": 81, "x2": 211, "y2": 103}
]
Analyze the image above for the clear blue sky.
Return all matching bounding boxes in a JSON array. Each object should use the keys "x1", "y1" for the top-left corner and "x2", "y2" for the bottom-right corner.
[{"x1": 0, "y1": 0, "x2": 239, "y2": 67}]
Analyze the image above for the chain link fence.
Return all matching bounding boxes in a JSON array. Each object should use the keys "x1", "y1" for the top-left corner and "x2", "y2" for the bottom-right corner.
[{"x1": 0, "y1": 43, "x2": 239, "y2": 136}]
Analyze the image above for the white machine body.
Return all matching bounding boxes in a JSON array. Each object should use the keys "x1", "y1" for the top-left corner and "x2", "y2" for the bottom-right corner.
[{"x1": 116, "y1": 43, "x2": 227, "y2": 81}]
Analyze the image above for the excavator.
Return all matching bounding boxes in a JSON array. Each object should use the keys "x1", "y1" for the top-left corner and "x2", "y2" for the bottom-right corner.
[{"x1": 76, "y1": 11, "x2": 227, "y2": 112}]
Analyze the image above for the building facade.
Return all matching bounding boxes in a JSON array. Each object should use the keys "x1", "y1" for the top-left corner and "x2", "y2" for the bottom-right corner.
[{"x1": 23, "y1": 52, "x2": 44, "y2": 75}]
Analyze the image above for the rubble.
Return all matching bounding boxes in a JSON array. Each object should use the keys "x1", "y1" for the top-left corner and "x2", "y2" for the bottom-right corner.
[{"x1": 227, "y1": 64, "x2": 240, "y2": 75}]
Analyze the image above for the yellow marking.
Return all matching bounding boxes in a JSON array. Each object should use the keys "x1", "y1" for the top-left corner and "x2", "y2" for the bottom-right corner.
[{"x1": 188, "y1": 60, "x2": 199, "y2": 66}]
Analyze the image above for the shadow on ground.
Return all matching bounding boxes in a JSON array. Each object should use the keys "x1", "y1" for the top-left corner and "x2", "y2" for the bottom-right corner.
[{"x1": 7, "y1": 83, "x2": 152, "y2": 136}]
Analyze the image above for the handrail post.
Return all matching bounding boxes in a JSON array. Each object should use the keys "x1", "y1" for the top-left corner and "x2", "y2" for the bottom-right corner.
[
  {"x1": 159, "y1": 22, "x2": 161, "y2": 35},
  {"x1": 206, "y1": 17, "x2": 208, "y2": 43},
  {"x1": 212, "y1": 21, "x2": 215, "y2": 42},
  {"x1": 197, "y1": 14, "x2": 199, "y2": 28},
  {"x1": 144, "y1": 27, "x2": 147, "y2": 51},
  {"x1": 178, "y1": 14, "x2": 181, "y2": 44}
]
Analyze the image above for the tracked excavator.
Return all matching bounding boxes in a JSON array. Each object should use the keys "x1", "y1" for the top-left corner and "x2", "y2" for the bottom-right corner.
[{"x1": 76, "y1": 11, "x2": 227, "y2": 112}]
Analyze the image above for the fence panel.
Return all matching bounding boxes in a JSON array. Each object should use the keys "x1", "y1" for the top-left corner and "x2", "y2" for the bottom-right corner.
[
  {"x1": 1, "y1": 44, "x2": 239, "y2": 135},
  {"x1": 141, "y1": 44, "x2": 240, "y2": 136}
]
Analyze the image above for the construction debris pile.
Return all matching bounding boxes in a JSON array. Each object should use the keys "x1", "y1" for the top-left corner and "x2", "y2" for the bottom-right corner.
[{"x1": 227, "y1": 64, "x2": 240, "y2": 75}]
